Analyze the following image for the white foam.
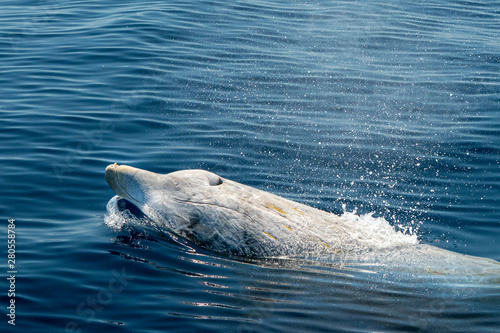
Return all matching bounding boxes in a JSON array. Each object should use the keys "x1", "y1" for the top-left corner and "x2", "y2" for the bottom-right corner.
[
  {"x1": 338, "y1": 210, "x2": 419, "y2": 250},
  {"x1": 104, "y1": 196, "x2": 129, "y2": 231}
]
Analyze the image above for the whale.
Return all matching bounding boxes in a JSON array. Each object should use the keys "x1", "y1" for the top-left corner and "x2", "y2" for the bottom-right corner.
[{"x1": 105, "y1": 163, "x2": 500, "y2": 277}]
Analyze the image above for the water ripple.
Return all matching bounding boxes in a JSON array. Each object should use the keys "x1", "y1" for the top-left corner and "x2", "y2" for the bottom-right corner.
[{"x1": 1, "y1": 0, "x2": 500, "y2": 331}]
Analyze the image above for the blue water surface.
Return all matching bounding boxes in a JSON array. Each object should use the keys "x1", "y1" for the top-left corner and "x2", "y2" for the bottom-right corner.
[{"x1": 1, "y1": 0, "x2": 499, "y2": 332}]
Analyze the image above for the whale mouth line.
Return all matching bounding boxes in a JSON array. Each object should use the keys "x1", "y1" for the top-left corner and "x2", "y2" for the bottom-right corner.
[{"x1": 173, "y1": 198, "x2": 240, "y2": 214}]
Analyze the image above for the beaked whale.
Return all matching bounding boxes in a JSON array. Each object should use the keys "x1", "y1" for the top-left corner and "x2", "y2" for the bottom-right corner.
[{"x1": 105, "y1": 163, "x2": 500, "y2": 277}]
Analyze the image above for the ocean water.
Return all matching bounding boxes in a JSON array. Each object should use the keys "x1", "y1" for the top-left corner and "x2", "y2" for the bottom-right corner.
[{"x1": 1, "y1": 0, "x2": 499, "y2": 332}]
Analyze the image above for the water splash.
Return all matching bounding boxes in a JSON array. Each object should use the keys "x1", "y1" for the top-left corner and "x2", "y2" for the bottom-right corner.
[{"x1": 339, "y1": 209, "x2": 419, "y2": 250}]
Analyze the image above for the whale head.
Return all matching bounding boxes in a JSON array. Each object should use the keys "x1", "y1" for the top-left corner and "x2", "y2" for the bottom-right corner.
[
  {"x1": 105, "y1": 163, "x2": 224, "y2": 206},
  {"x1": 105, "y1": 164, "x2": 238, "y2": 247}
]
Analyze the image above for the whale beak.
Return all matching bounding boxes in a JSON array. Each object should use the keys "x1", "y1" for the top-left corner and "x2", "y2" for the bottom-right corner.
[
  {"x1": 105, "y1": 163, "x2": 140, "y2": 204},
  {"x1": 105, "y1": 163, "x2": 127, "y2": 198},
  {"x1": 105, "y1": 163, "x2": 158, "y2": 207}
]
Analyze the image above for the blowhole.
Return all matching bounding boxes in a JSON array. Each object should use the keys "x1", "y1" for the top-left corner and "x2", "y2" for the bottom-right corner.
[{"x1": 209, "y1": 176, "x2": 224, "y2": 186}]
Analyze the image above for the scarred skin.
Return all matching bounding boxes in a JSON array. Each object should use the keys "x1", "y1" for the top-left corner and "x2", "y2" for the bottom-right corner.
[
  {"x1": 105, "y1": 163, "x2": 347, "y2": 257},
  {"x1": 105, "y1": 163, "x2": 500, "y2": 276}
]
